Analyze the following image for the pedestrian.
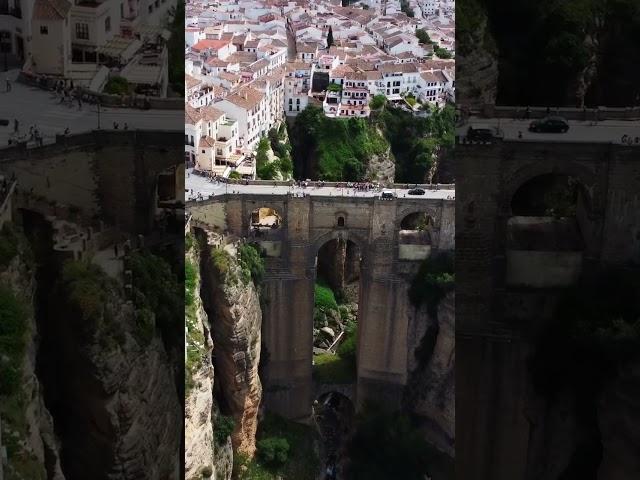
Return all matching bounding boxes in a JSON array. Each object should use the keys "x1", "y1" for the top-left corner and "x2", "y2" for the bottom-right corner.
[
  {"x1": 518, "y1": 131, "x2": 523, "y2": 139},
  {"x1": 123, "y1": 122, "x2": 128, "y2": 130},
  {"x1": 14, "y1": 118, "x2": 18, "y2": 133},
  {"x1": 5, "y1": 77, "x2": 11, "y2": 92},
  {"x1": 114, "y1": 243, "x2": 118, "y2": 258},
  {"x1": 64, "y1": 127, "x2": 70, "y2": 135},
  {"x1": 77, "y1": 96, "x2": 82, "y2": 110},
  {"x1": 113, "y1": 122, "x2": 119, "y2": 129},
  {"x1": 524, "y1": 106, "x2": 531, "y2": 120}
]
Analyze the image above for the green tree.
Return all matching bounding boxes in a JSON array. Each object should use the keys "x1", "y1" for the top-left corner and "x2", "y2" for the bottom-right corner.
[
  {"x1": 344, "y1": 405, "x2": 433, "y2": 479},
  {"x1": 104, "y1": 76, "x2": 129, "y2": 95},
  {"x1": 327, "y1": 26, "x2": 334, "y2": 49},
  {"x1": 369, "y1": 94, "x2": 387, "y2": 110},
  {"x1": 415, "y1": 28, "x2": 432, "y2": 45},
  {"x1": 214, "y1": 415, "x2": 235, "y2": 445},
  {"x1": 257, "y1": 437, "x2": 290, "y2": 468}
]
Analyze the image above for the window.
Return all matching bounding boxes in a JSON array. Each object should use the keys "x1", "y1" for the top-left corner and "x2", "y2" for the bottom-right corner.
[
  {"x1": 105, "y1": 17, "x2": 111, "y2": 33},
  {"x1": 338, "y1": 217, "x2": 345, "y2": 227},
  {"x1": 76, "y1": 23, "x2": 89, "y2": 40},
  {"x1": 40, "y1": 25, "x2": 48, "y2": 35}
]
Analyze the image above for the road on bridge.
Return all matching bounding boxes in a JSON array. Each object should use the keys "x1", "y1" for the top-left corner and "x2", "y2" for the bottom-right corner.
[
  {"x1": 186, "y1": 172, "x2": 455, "y2": 202},
  {"x1": 459, "y1": 116, "x2": 640, "y2": 144}
]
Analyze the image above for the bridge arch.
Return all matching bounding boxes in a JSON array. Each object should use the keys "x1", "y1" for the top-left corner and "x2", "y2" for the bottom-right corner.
[
  {"x1": 503, "y1": 160, "x2": 599, "y2": 216},
  {"x1": 309, "y1": 229, "x2": 370, "y2": 270}
]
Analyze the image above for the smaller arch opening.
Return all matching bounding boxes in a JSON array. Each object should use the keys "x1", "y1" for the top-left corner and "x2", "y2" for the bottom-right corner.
[
  {"x1": 250, "y1": 207, "x2": 282, "y2": 231},
  {"x1": 507, "y1": 174, "x2": 591, "y2": 288},
  {"x1": 337, "y1": 216, "x2": 345, "y2": 228},
  {"x1": 399, "y1": 212, "x2": 433, "y2": 246}
]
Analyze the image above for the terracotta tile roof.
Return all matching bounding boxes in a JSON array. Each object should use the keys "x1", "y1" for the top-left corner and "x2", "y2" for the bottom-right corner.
[
  {"x1": 192, "y1": 39, "x2": 231, "y2": 52},
  {"x1": 33, "y1": 0, "x2": 71, "y2": 20},
  {"x1": 185, "y1": 74, "x2": 200, "y2": 89},
  {"x1": 201, "y1": 106, "x2": 225, "y2": 123},
  {"x1": 185, "y1": 105, "x2": 202, "y2": 125},
  {"x1": 222, "y1": 87, "x2": 265, "y2": 110}
]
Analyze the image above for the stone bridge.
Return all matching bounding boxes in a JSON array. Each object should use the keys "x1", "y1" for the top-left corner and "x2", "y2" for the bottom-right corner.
[
  {"x1": 456, "y1": 139, "x2": 640, "y2": 480},
  {"x1": 0, "y1": 130, "x2": 184, "y2": 234},
  {"x1": 188, "y1": 192, "x2": 455, "y2": 419}
]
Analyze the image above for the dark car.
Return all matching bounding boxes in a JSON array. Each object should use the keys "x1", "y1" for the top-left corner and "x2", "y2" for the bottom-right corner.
[
  {"x1": 529, "y1": 116, "x2": 570, "y2": 133},
  {"x1": 466, "y1": 124, "x2": 503, "y2": 142},
  {"x1": 408, "y1": 188, "x2": 425, "y2": 195}
]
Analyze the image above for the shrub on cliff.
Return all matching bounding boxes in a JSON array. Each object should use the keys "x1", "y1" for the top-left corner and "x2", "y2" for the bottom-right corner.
[
  {"x1": 345, "y1": 404, "x2": 433, "y2": 479},
  {"x1": 409, "y1": 252, "x2": 454, "y2": 314},
  {"x1": 0, "y1": 286, "x2": 28, "y2": 395},
  {"x1": 315, "y1": 282, "x2": 338, "y2": 312},
  {"x1": 238, "y1": 243, "x2": 265, "y2": 286},
  {"x1": 214, "y1": 415, "x2": 235, "y2": 445},
  {"x1": 530, "y1": 267, "x2": 640, "y2": 396},
  {"x1": 185, "y1": 259, "x2": 197, "y2": 307},
  {"x1": 337, "y1": 320, "x2": 357, "y2": 362},
  {"x1": 129, "y1": 252, "x2": 182, "y2": 342},
  {"x1": 0, "y1": 224, "x2": 19, "y2": 268},
  {"x1": 211, "y1": 248, "x2": 234, "y2": 283},
  {"x1": 290, "y1": 105, "x2": 388, "y2": 181},
  {"x1": 257, "y1": 437, "x2": 290, "y2": 468}
]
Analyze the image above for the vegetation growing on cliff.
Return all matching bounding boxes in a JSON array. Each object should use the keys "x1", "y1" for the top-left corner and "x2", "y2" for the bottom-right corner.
[
  {"x1": 256, "y1": 130, "x2": 294, "y2": 181},
  {"x1": 185, "y1": 252, "x2": 204, "y2": 394},
  {"x1": 58, "y1": 261, "x2": 120, "y2": 338},
  {"x1": 238, "y1": 244, "x2": 265, "y2": 286},
  {"x1": 214, "y1": 415, "x2": 236, "y2": 445},
  {"x1": 0, "y1": 262, "x2": 47, "y2": 479},
  {"x1": 530, "y1": 267, "x2": 640, "y2": 396},
  {"x1": 409, "y1": 252, "x2": 455, "y2": 315},
  {"x1": 0, "y1": 287, "x2": 29, "y2": 395},
  {"x1": 344, "y1": 404, "x2": 434, "y2": 479},
  {"x1": 235, "y1": 414, "x2": 319, "y2": 479},
  {"x1": 290, "y1": 106, "x2": 388, "y2": 181},
  {"x1": 472, "y1": 0, "x2": 640, "y2": 106},
  {"x1": 375, "y1": 105, "x2": 455, "y2": 183},
  {"x1": 0, "y1": 223, "x2": 19, "y2": 268},
  {"x1": 129, "y1": 251, "x2": 182, "y2": 346}
]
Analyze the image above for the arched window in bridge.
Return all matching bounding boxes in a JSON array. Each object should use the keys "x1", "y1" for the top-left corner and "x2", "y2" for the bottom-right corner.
[{"x1": 337, "y1": 216, "x2": 345, "y2": 227}]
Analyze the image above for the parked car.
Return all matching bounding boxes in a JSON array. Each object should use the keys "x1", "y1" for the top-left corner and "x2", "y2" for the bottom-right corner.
[
  {"x1": 381, "y1": 191, "x2": 395, "y2": 200},
  {"x1": 529, "y1": 116, "x2": 570, "y2": 133},
  {"x1": 466, "y1": 124, "x2": 503, "y2": 142},
  {"x1": 408, "y1": 188, "x2": 425, "y2": 195}
]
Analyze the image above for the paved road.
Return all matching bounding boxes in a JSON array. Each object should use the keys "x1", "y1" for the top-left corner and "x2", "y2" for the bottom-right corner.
[
  {"x1": 0, "y1": 69, "x2": 181, "y2": 147},
  {"x1": 186, "y1": 172, "x2": 455, "y2": 202},
  {"x1": 460, "y1": 117, "x2": 640, "y2": 144}
]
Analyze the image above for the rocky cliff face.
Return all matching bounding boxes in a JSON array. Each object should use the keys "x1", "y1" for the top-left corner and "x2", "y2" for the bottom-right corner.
[
  {"x1": 185, "y1": 242, "x2": 217, "y2": 480},
  {"x1": 456, "y1": 2, "x2": 498, "y2": 106},
  {"x1": 0, "y1": 232, "x2": 65, "y2": 480},
  {"x1": 201, "y1": 243, "x2": 262, "y2": 458},
  {"x1": 404, "y1": 291, "x2": 455, "y2": 458},
  {"x1": 365, "y1": 147, "x2": 395, "y2": 185},
  {"x1": 40, "y1": 259, "x2": 182, "y2": 480},
  {"x1": 597, "y1": 360, "x2": 640, "y2": 479}
]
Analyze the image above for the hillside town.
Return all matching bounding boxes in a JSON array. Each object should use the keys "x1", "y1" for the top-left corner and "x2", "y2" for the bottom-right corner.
[{"x1": 184, "y1": 0, "x2": 455, "y2": 178}]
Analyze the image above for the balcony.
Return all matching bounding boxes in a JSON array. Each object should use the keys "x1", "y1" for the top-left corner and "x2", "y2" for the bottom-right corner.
[{"x1": 0, "y1": 3, "x2": 21, "y2": 18}]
